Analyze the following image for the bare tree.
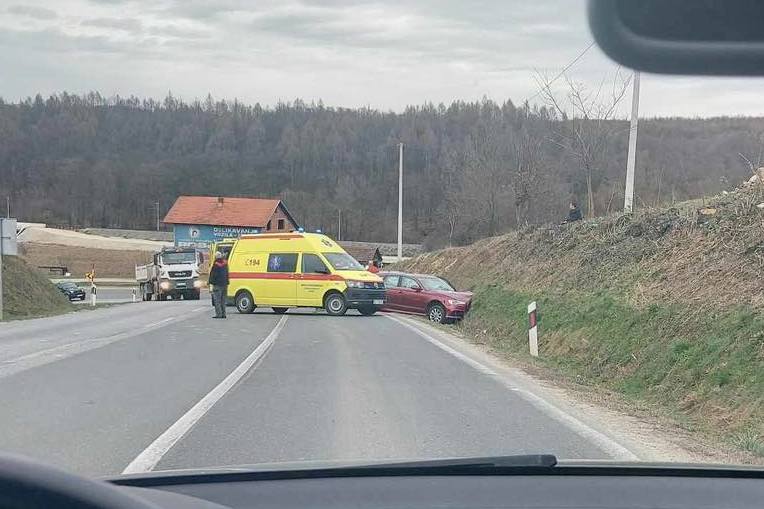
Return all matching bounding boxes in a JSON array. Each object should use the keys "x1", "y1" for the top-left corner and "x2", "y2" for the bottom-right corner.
[
  {"x1": 537, "y1": 70, "x2": 631, "y2": 218},
  {"x1": 512, "y1": 132, "x2": 544, "y2": 226}
]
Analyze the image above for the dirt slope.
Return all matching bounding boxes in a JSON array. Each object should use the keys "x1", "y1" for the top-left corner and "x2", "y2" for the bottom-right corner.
[
  {"x1": 1, "y1": 256, "x2": 72, "y2": 320},
  {"x1": 20, "y1": 244, "x2": 154, "y2": 279},
  {"x1": 399, "y1": 184, "x2": 764, "y2": 458}
]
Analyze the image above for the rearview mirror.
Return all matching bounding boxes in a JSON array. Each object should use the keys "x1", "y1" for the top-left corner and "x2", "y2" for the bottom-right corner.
[{"x1": 588, "y1": 0, "x2": 764, "y2": 75}]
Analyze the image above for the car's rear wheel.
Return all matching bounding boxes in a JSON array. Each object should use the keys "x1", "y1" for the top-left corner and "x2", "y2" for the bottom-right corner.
[
  {"x1": 324, "y1": 292, "x2": 348, "y2": 316},
  {"x1": 272, "y1": 307, "x2": 288, "y2": 314},
  {"x1": 235, "y1": 291, "x2": 255, "y2": 314},
  {"x1": 427, "y1": 302, "x2": 446, "y2": 323},
  {"x1": 358, "y1": 305, "x2": 378, "y2": 316}
]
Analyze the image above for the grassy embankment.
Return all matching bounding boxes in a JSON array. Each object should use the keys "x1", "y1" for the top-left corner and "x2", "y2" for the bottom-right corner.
[
  {"x1": 1, "y1": 256, "x2": 73, "y2": 320},
  {"x1": 400, "y1": 185, "x2": 764, "y2": 457}
]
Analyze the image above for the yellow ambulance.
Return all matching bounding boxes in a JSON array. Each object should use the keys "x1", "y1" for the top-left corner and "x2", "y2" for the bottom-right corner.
[{"x1": 225, "y1": 232, "x2": 385, "y2": 316}]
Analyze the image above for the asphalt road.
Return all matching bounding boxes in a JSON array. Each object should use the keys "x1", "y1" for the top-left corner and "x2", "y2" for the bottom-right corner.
[{"x1": 0, "y1": 302, "x2": 633, "y2": 477}]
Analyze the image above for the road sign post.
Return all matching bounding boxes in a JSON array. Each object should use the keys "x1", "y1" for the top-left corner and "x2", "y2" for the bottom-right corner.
[
  {"x1": 528, "y1": 301, "x2": 539, "y2": 357},
  {"x1": 0, "y1": 218, "x2": 18, "y2": 321}
]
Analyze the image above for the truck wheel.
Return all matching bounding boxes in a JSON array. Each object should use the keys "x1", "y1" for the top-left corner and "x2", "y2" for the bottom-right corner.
[
  {"x1": 358, "y1": 305, "x2": 378, "y2": 316},
  {"x1": 235, "y1": 291, "x2": 255, "y2": 314},
  {"x1": 272, "y1": 307, "x2": 288, "y2": 314},
  {"x1": 324, "y1": 292, "x2": 347, "y2": 316}
]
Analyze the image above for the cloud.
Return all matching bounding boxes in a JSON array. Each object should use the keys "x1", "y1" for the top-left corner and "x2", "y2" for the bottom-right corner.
[
  {"x1": 7, "y1": 5, "x2": 58, "y2": 20},
  {"x1": 0, "y1": 0, "x2": 762, "y2": 116},
  {"x1": 145, "y1": 24, "x2": 210, "y2": 40},
  {"x1": 0, "y1": 27, "x2": 123, "y2": 54},
  {"x1": 163, "y1": 0, "x2": 267, "y2": 21},
  {"x1": 80, "y1": 17, "x2": 143, "y2": 32}
]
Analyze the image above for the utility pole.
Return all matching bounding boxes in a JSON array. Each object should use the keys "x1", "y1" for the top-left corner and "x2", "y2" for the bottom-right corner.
[
  {"x1": 624, "y1": 71, "x2": 640, "y2": 214},
  {"x1": 337, "y1": 209, "x2": 342, "y2": 241},
  {"x1": 155, "y1": 201, "x2": 160, "y2": 232},
  {"x1": 397, "y1": 142, "x2": 404, "y2": 262}
]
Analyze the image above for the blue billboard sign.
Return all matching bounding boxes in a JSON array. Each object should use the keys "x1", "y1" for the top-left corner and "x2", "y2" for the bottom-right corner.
[{"x1": 173, "y1": 224, "x2": 261, "y2": 249}]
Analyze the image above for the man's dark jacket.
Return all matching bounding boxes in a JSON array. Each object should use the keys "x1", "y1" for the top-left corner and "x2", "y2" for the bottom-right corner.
[{"x1": 208, "y1": 260, "x2": 230, "y2": 286}]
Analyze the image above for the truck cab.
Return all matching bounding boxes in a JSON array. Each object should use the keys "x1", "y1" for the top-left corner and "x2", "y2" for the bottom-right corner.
[{"x1": 136, "y1": 248, "x2": 203, "y2": 301}]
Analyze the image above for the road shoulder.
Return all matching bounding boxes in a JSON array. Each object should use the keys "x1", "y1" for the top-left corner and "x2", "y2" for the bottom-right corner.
[{"x1": 387, "y1": 314, "x2": 756, "y2": 465}]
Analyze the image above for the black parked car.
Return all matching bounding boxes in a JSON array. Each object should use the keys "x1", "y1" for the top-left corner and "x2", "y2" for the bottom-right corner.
[{"x1": 56, "y1": 282, "x2": 86, "y2": 301}]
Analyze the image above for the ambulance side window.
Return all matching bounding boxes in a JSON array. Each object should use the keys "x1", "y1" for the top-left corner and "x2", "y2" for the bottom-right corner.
[
  {"x1": 302, "y1": 254, "x2": 329, "y2": 274},
  {"x1": 268, "y1": 253, "x2": 298, "y2": 273}
]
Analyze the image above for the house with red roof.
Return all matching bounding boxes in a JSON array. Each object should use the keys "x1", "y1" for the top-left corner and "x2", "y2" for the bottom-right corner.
[{"x1": 163, "y1": 196, "x2": 299, "y2": 249}]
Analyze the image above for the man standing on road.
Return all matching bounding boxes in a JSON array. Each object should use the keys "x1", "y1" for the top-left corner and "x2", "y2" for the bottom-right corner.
[{"x1": 208, "y1": 251, "x2": 229, "y2": 319}]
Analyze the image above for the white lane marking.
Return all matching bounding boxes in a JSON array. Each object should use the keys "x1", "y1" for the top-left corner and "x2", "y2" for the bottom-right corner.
[
  {"x1": 143, "y1": 317, "x2": 175, "y2": 329},
  {"x1": 122, "y1": 315, "x2": 289, "y2": 474},
  {"x1": 386, "y1": 314, "x2": 639, "y2": 461}
]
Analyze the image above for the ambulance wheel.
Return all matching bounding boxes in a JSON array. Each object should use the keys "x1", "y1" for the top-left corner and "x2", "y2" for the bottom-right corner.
[
  {"x1": 324, "y1": 292, "x2": 347, "y2": 316},
  {"x1": 235, "y1": 291, "x2": 255, "y2": 314}
]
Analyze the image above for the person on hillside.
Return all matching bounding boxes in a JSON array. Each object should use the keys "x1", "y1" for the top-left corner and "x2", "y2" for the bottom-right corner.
[
  {"x1": 366, "y1": 260, "x2": 380, "y2": 273},
  {"x1": 373, "y1": 247, "x2": 383, "y2": 267},
  {"x1": 208, "y1": 251, "x2": 230, "y2": 319},
  {"x1": 566, "y1": 200, "x2": 583, "y2": 223}
]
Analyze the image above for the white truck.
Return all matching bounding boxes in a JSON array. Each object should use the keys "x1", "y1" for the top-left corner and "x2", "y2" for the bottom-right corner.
[{"x1": 136, "y1": 247, "x2": 203, "y2": 301}]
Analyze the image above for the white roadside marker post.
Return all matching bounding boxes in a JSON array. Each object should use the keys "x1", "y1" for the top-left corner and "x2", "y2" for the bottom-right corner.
[
  {"x1": 132, "y1": 287, "x2": 137, "y2": 303},
  {"x1": 528, "y1": 301, "x2": 539, "y2": 357},
  {"x1": 91, "y1": 285, "x2": 97, "y2": 307}
]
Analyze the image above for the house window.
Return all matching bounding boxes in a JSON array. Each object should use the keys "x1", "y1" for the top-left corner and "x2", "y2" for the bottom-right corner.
[
  {"x1": 267, "y1": 220, "x2": 272, "y2": 231},
  {"x1": 277, "y1": 219, "x2": 285, "y2": 230}
]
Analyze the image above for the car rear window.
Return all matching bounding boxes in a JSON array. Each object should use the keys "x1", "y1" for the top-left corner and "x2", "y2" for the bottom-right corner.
[
  {"x1": 383, "y1": 275, "x2": 400, "y2": 287},
  {"x1": 399, "y1": 277, "x2": 420, "y2": 289}
]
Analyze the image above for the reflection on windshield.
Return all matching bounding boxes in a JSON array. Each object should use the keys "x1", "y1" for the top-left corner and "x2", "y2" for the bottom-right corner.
[
  {"x1": 161, "y1": 252, "x2": 197, "y2": 265},
  {"x1": 419, "y1": 277, "x2": 455, "y2": 292},
  {"x1": 323, "y1": 253, "x2": 363, "y2": 270}
]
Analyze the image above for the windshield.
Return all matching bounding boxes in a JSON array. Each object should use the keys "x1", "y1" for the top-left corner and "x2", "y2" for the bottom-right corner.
[
  {"x1": 1, "y1": 0, "x2": 761, "y2": 480},
  {"x1": 418, "y1": 277, "x2": 455, "y2": 292},
  {"x1": 323, "y1": 253, "x2": 364, "y2": 271},
  {"x1": 161, "y1": 252, "x2": 197, "y2": 265}
]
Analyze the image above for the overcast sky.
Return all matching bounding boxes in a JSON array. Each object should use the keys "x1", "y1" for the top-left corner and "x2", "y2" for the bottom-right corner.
[{"x1": 2, "y1": 0, "x2": 764, "y2": 118}]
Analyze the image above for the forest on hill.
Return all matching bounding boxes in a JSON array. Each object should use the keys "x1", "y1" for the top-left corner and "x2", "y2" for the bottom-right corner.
[{"x1": 1, "y1": 92, "x2": 762, "y2": 246}]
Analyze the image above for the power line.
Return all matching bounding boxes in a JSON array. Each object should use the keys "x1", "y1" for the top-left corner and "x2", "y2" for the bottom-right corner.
[{"x1": 523, "y1": 41, "x2": 596, "y2": 105}]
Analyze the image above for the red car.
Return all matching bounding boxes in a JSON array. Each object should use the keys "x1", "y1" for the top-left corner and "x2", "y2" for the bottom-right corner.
[{"x1": 380, "y1": 271, "x2": 473, "y2": 323}]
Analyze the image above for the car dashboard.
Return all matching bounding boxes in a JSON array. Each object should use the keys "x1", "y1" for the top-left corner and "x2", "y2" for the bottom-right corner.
[{"x1": 113, "y1": 464, "x2": 764, "y2": 509}]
